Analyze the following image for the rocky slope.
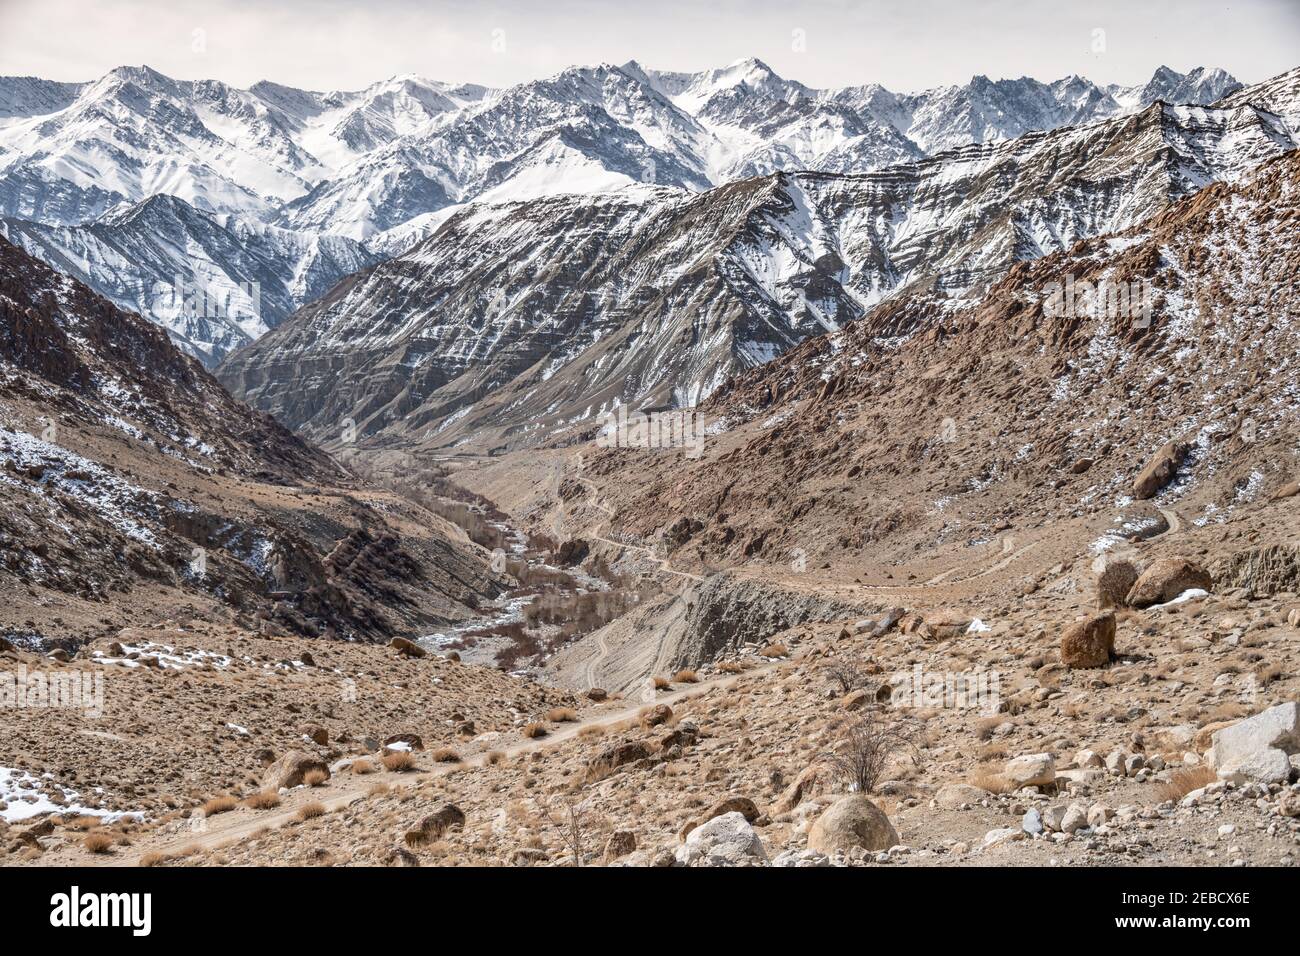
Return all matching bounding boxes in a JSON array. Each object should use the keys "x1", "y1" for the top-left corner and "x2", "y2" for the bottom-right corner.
[
  {"x1": 1, "y1": 194, "x2": 378, "y2": 365},
  {"x1": 569, "y1": 149, "x2": 1300, "y2": 574},
  {"x1": 218, "y1": 69, "x2": 1299, "y2": 450},
  {"x1": 0, "y1": 235, "x2": 504, "y2": 647}
]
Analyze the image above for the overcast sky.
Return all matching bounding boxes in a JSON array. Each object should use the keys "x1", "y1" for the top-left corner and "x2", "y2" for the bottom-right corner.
[{"x1": 2, "y1": 0, "x2": 1297, "y2": 92}]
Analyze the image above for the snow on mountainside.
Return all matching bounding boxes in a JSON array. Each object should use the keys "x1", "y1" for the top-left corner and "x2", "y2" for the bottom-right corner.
[
  {"x1": 0, "y1": 194, "x2": 378, "y2": 365},
  {"x1": 1, "y1": 61, "x2": 1242, "y2": 242},
  {"x1": 217, "y1": 67, "x2": 1298, "y2": 453}
]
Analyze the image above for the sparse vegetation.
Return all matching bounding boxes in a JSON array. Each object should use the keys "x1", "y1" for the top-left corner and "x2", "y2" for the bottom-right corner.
[
  {"x1": 1155, "y1": 766, "x2": 1217, "y2": 804},
  {"x1": 243, "y1": 790, "x2": 281, "y2": 810},
  {"x1": 431, "y1": 746, "x2": 462, "y2": 763},
  {"x1": 673, "y1": 669, "x2": 699, "y2": 684},
  {"x1": 547, "y1": 706, "x2": 578, "y2": 722},
  {"x1": 202, "y1": 794, "x2": 239, "y2": 816},
  {"x1": 296, "y1": 801, "x2": 327, "y2": 821},
  {"x1": 303, "y1": 768, "x2": 329, "y2": 787},
  {"x1": 83, "y1": 831, "x2": 114, "y2": 854},
  {"x1": 522, "y1": 722, "x2": 548, "y2": 738},
  {"x1": 822, "y1": 711, "x2": 918, "y2": 795},
  {"x1": 382, "y1": 750, "x2": 415, "y2": 772}
]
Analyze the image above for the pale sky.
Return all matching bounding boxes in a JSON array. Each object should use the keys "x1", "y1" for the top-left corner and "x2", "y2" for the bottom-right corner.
[{"x1": 1, "y1": 0, "x2": 1297, "y2": 93}]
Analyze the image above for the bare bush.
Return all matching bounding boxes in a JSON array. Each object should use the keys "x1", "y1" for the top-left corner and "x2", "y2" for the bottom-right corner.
[{"x1": 821, "y1": 711, "x2": 918, "y2": 795}]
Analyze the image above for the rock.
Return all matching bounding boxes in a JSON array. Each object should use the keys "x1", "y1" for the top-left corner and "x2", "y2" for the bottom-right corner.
[
  {"x1": 1124, "y1": 754, "x2": 1146, "y2": 776},
  {"x1": 262, "y1": 750, "x2": 330, "y2": 790},
  {"x1": 1022, "y1": 808, "x2": 1044, "y2": 834},
  {"x1": 1087, "y1": 804, "x2": 1115, "y2": 827},
  {"x1": 1212, "y1": 544, "x2": 1300, "y2": 598},
  {"x1": 1279, "y1": 792, "x2": 1300, "y2": 818},
  {"x1": 678, "y1": 795, "x2": 761, "y2": 840},
  {"x1": 1042, "y1": 805, "x2": 1068, "y2": 832},
  {"x1": 388, "y1": 637, "x2": 426, "y2": 658},
  {"x1": 772, "y1": 763, "x2": 825, "y2": 814},
  {"x1": 1207, "y1": 701, "x2": 1300, "y2": 784},
  {"x1": 603, "y1": 830, "x2": 637, "y2": 861},
  {"x1": 1004, "y1": 753, "x2": 1056, "y2": 788},
  {"x1": 1061, "y1": 804, "x2": 1088, "y2": 833},
  {"x1": 675, "y1": 812, "x2": 767, "y2": 866},
  {"x1": 383, "y1": 733, "x2": 424, "y2": 751},
  {"x1": 1096, "y1": 559, "x2": 1139, "y2": 609},
  {"x1": 1133, "y1": 440, "x2": 1188, "y2": 499},
  {"x1": 1061, "y1": 612, "x2": 1116, "y2": 668},
  {"x1": 1126, "y1": 558, "x2": 1213, "y2": 608},
  {"x1": 385, "y1": 846, "x2": 421, "y2": 867},
  {"x1": 642, "y1": 704, "x2": 673, "y2": 727},
  {"x1": 842, "y1": 689, "x2": 871, "y2": 711},
  {"x1": 1105, "y1": 749, "x2": 1128, "y2": 775},
  {"x1": 806, "y1": 794, "x2": 899, "y2": 855},
  {"x1": 590, "y1": 741, "x2": 651, "y2": 772},
  {"x1": 0, "y1": 636, "x2": 14, "y2": 653},
  {"x1": 585, "y1": 687, "x2": 608, "y2": 702},
  {"x1": 936, "y1": 784, "x2": 988, "y2": 809},
  {"x1": 980, "y1": 827, "x2": 1024, "y2": 850},
  {"x1": 1274, "y1": 480, "x2": 1300, "y2": 500},
  {"x1": 300, "y1": 651, "x2": 315, "y2": 667},
  {"x1": 301, "y1": 724, "x2": 328, "y2": 746},
  {"x1": 1074, "y1": 749, "x2": 1103, "y2": 768},
  {"x1": 46, "y1": 648, "x2": 70, "y2": 663},
  {"x1": 1288, "y1": 608, "x2": 1300, "y2": 629},
  {"x1": 417, "y1": 803, "x2": 466, "y2": 838}
]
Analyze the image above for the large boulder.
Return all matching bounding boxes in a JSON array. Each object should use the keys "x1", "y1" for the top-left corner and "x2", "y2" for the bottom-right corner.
[
  {"x1": 590, "y1": 741, "x2": 651, "y2": 772},
  {"x1": 262, "y1": 750, "x2": 330, "y2": 790},
  {"x1": 675, "y1": 812, "x2": 768, "y2": 866},
  {"x1": 1207, "y1": 702, "x2": 1300, "y2": 784},
  {"x1": 1126, "y1": 558, "x2": 1213, "y2": 608},
  {"x1": 1002, "y1": 753, "x2": 1056, "y2": 789},
  {"x1": 806, "y1": 794, "x2": 899, "y2": 854},
  {"x1": 1132, "y1": 440, "x2": 1188, "y2": 499},
  {"x1": 1060, "y1": 612, "x2": 1116, "y2": 668},
  {"x1": 389, "y1": 637, "x2": 426, "y2": 658}
]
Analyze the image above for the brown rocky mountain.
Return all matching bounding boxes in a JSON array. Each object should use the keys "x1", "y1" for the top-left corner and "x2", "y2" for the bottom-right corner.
[{"x1": 0, "y1": 235, "x2": 504, "y2": 649}]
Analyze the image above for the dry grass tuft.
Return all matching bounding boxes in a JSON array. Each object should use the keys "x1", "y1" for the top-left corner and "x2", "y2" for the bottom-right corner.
[
  {"x1": 673, "y1": 669, "x2": 699, "y2": 684},
  {"x1": 382, "y1": 750, "x2": 415, "y2": 772},
  {"x1": 431, "y1": 746, "x2": 462, "y2": 763},
  {"x1": 969, "y1": 771, "x2": 1015, "y2": 795},
  {"x1": 202, "y1": 795, "x2": 239, "y2": 817},
  {"x1": 718, "y1": 660, "x2": 745, "y2": 674},
  {"x1": 759, "y1": 643, "x2": 789, "y2": 659},
  {"x1": 522, "y1": 722, "x2": 548, "y2": 739},
  {"x1": 138, "y1": 851, "x2": 167, "y2": 867},
  {"x1": 1154, "y1": 766, "x2": 1217, "y2": 804},
  {"x1": 577, "y1": 724, "x2": 605, "y2": 739},
  {"x1": 303, "y1": 768, "x2": 329, "y2": 787},
  {"x1": 547, "y1": 706, "x2": 578, "y2": 723},
  {"x1": 652, "y1": 676, "x2": 670, "y2": 690},
  {"x1": 485, "y1": 750, "x2": 507, "y2": 765},
  {"x1": 296, "y1": 801, "x2": 327, "y2": 821},
  {"x1": 243, "y1": 790, "x2": 281, "y2": 810},
  {"x1": 83, "y1": 831, "x2": 115, "y2": 854},
  {"x1": 351, "y1": 758, "x2": 375, "y2": 775}
]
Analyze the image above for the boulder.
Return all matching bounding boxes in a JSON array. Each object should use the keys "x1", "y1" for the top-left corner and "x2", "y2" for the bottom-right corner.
[
  {"x1": 1002, "y1": 753, "x2": 1056, "y2": 789},
  {"x1": 1126, "y1": 558, "x2": 1213, "y2": 608},
  {"x1": 262, "y1": 750, "x2": 330, "y2": 790},
  {"x1": 936, "y1": 784, "x2": 988, "y2": 809},
  {"x1": 388, "y1": 637, "x2": 426, "y2": 658},
  {"x1": 1060, "y1": 612, "x2": 1115, "y2": 668},
  {"x1": 585, "y1": 687, "x2": 608, "y2": 702},
  {"x1": 383, "y1": 733, "x2": 424, "y2": 751},
  {"x1": 300, "y1": 724, "x2": 328, "y2": 746},
  {"x1": 1133, "y1": 440, "x2": 1187, "y2": 499},
  {"x1": 603, "y1": 830, "x2": 637, "y2": 861},
  {"x1": 590, "y1": 741, "x2": 650, "y2": 772},
  {"x1": 806, "y1": 794, "x2": 899, "y2": 854},
  {"x1": 675, "y1": 812, "x2": 768, "y2": 866},
  {"x1": 1207, "y1": 701, "x2": 1300, "y2": 784},
  {"x1": 772, "y1": 763, "x2": 825, "y2": 814},
  {"x1": 417, "y1": 803, "x2": 466, "y2": 838},
  {"x1": 642, "y1": 704, "x2": 673, "y2": 727}
]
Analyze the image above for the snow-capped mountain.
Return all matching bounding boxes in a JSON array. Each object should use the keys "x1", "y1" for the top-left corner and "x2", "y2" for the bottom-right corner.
[
  {"x1": 1, "y1": 61, "x2": 1241, "y2": 243},
  {"x1": 0, "y1": 194, "x2": 378, "y2": 365},
  {"x1": 217, "y1": 68, "x2": 1298, "y2": 451}
]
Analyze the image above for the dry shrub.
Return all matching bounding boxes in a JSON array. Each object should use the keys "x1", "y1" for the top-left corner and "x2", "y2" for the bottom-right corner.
[
  {"x1": 367, "y1": 782, "x2": 392, "y2": 797},
  {"x1": 243, "y1": 790, "x2": 281, "y2": 810},
  {"x1": 202, "y1": 795, "x2": 239, "y2": 817},
  {"x1": 485, "y1": 750, "x2": 507, "y2": 765},
  {"x1": 138, "y1": 851, "x2": 167, "y2": 867},
  {"x1": 431, "y1": 747, "x2": 462, "y2": 763},
  {"x1": 522, "y1": 722, "x2": 548, "y2": 739},
  {"x1": 577, "y1": 724, "x2": 605, "y2": 739},
  {"x1": 303, "y1": 768, "x2": 329, "y2": 787},
  {"x1": 296, "y1": 801, "x2": 327, "y2": 821},
  {"x1": 718, "y1": 660, "x2": 745, "y2": 674},
  {"x1": 969, "y1": 771, "x2": 1015, "y2": 795},
  {"x1": 351, "y1": 759, "x2": 375, "y2": 775},
  {"x1": 759, "y1": 643, "x2": 789, "y2": 659},
  {"x1": 821, "y1": 711, "x2": 917, "y2": 794},
  {"x1": 547, "y1": 706, "x2": 578, "y2": 723},
  {"x1": 83, "y1": 832, "x2": 115, "y2": 854},
  {"x1": 382, "y1": 750, "x2": 415, "y2": 772},
  {"x1": 1154, "y1": 766, "x2": 1217, "y2": 804},
  {"x1": 673, "y1": 669, "x2": 699, "y2": 684}
]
